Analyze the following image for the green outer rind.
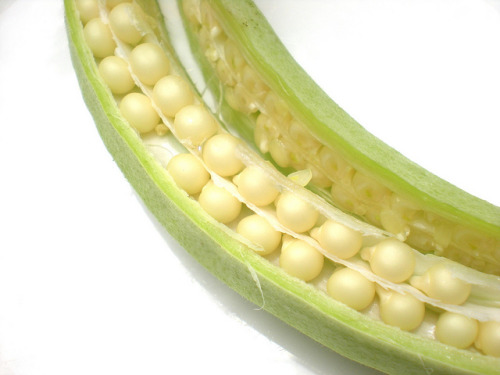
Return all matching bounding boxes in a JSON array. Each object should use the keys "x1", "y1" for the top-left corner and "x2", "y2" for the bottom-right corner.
[
  {"x1": 207, "y1": 0, "x2": 500, "y2": 238},
  {"x1": 64, "y1": 1, "x2": 499, "y2": 374}
]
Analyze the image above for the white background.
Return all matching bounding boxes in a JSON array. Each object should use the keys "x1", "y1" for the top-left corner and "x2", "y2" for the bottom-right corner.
[{"x1": 0, "y1": 1, "x2": 498, "y2": 375}]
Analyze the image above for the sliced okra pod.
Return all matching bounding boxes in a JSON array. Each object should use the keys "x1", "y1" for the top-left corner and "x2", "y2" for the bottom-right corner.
[{"x1": 65, "y1": 0, "x2": 500, "y2": 374}]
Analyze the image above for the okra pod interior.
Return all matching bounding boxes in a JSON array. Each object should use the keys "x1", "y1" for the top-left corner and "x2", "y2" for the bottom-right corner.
[{"x1": 66, "y1": 0, "x2": 500, "y2": 373}]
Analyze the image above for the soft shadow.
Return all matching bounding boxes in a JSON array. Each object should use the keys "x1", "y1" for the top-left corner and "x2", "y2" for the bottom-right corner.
[{"x1": 137, "y1": 194, "x2": 383, "y2": 375}]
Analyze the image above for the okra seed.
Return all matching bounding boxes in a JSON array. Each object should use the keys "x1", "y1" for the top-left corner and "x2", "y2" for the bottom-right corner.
[
  {"x1": 173, "y1": 104, "x2": 217, "y2": 146},
  {"x1": 236, "y1": 214, "x2": 281, "y2": 255},
  {"x1": 83, "y1": 18, "x2": 116, "y2": 58},
  {"x1": 362, "y1": 238, "x2": 415, "y2": 283},
  {"x1": 129, "y1": 43, "x2": 170, "y2": 86},
  {"x1": 98, "y1": 56, "x2": 135, "y2": 94},
  {"x1": 233, "y1": 166, "x2": 279, "y2": 206},
  {"x1": 198, "y1": 181, "x2": 242, "y2": 224},
  {"x1": 327, "y1": 268, "x2": 375, "y2": 310},
  {"x1": 378, "y1": 290, "x2": 425, "y2": 331},
  {"x1": 119, "y1": 92, "x2": 159, "y2": 134},
  {"x1": 269, "y1": 138, "x2": 291, "y2": 168},
  {"x1": 167, "y1": 153, "x2": 210, "y2": 195},
  {"x1": 202, "y1": 134, "x2": 244, "y2": 177},
  {"x1": 276, "y1": 192, "x2": 319, "y2": 233},
  {"x1": 435, "y1": 312, "x2": 478, "y2": 349},
  {"x1": 312, "y1": 220, "x2": 363, "y2": 259},
  {"x1": 108, "y1": 2, "x2": 143, "y2": 45},
  {"x1": 410, "y1": 263, "x2": 471, "y2": 305},
  {"x1": 476, "y1": 321, "x2": 500, "y2": 357},
  {"x1": 279, "y1": 239, "x2": 324, "y2": 282},
  {"x1": 76, "y1": 0, "x2": 99, "y2": 24},
  {"x1": 152, "y1": 75, "x2": 194, "y2": 117},
  {"x1": 380, "y1": 209, "x2": 408, "y2": 236}
]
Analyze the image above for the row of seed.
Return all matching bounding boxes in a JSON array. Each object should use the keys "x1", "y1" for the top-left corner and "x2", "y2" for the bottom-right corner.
[
  {"x1": 180, "y1": 0, "x2": 500, "y2": 276},
  {"x1": 76, "y1": 0, "x2": 500, "y2": 357}
]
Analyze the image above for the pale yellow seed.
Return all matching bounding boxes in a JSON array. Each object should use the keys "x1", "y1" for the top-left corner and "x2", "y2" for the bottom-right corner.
[
  {"x1": 153, "y1": 75, "x2": 194, "y2": 117},
  {"x1": 435, "y1": 312, "x2": 478, "y2": 349},
  {"x1": 327, "y1": 268, "x2": 375, "y2": 310},
  {"x1": 108, "y1": 2, "x2": 143, "y2": 45},
  {"x1": 174, "y1": 105, "x2": 217, "y2": 146},
  {"x1": 410, "y1": 263, "x2": 471, "y2": 305},
  {"x1": 312, "y1": 220, "x2": 363, "y2": 259},
  {"x1": 75, "y1": 0, "x2": 99, "y2": 24},
  {"x1": 287, "y1": 169, "x2": 312, "y2": 187},
  {"x1": 83, "y1": 18, "x2": 116, "y2": 59},
  {"x1": 275, "y1": 192, "x2": 318, "y2": 233},
  {"x1": 362, "y1": 238, "x2": 415, "y2": 283},
  {"x1": 198, "y1": 181, "x2": 241, "y2": 224},
  {"x1": 279, "y1": 239, "x2": 324, "y2": 282},
  {"x1": 475, "y1": 321, "x2": 500, "y2": 357},
  {"x1": 98, "y1": 56, "x2": 135, "y2": 95},
  {"x1": 166, "y1": 153, "x2": 210, "y2": 195},
  {"x1": 378, "y1": 290, "x2": 425, "y2": 331},
  {"x1": 119, "y1": 92, "x2": 159, "y2": 134},
  {"x1": 380, "y1": 209, "x2": 408, "y2": 236},
  {"x1": 202, "y1": 134, "x2": 244, "y2": 177},
  {"x1": 237, "y1": 215, "x2": 281, "y2": 256},
  {"x1": 129, "y1": 43, "x2": 170, "y2": 86},
  {"x1": 269, "y1": 138, "x2": 291, "y2": 168},
  {"x1": 233, "y1": 166, "x2": 279, "y2": 207}
]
